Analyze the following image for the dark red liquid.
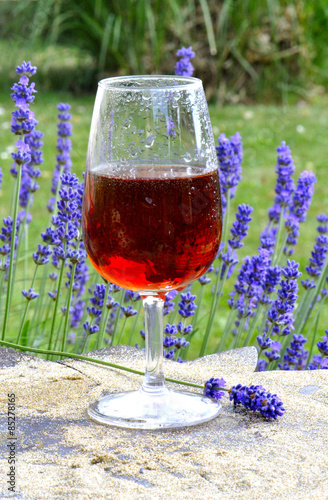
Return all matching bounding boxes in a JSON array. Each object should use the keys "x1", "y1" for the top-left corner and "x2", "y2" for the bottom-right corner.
[{"x1": 82, "y1": 166, "x2": 222, "y2": 292}]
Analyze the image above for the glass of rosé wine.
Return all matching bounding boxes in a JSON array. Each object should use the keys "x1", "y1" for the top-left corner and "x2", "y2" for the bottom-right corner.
[{"x1": 82, "y1": 75, "x2": 222, "y2": 429}]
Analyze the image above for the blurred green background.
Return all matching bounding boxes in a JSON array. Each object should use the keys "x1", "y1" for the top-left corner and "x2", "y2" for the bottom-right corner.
[{"x1": 0, "y1": 0, "x2": 328, "y2": 103}]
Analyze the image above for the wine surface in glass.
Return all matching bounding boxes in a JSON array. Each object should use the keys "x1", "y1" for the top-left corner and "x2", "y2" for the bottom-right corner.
[{"x1": 82, "y1": 165, "x2": 222, "y2": 292}]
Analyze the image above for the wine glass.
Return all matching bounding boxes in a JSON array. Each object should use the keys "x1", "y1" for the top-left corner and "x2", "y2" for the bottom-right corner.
[{"x1": 82, "y1": 75, "x2": 222, "y2": 429}]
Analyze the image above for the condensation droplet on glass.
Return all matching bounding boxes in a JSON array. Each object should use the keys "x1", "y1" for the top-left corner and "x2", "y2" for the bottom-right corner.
[
  {"x1": 183, "y1": 152, "x2": 192, "y2": 163},
  {"x1": 145, "y1": 135, "x2": 155, "y2": 148}
]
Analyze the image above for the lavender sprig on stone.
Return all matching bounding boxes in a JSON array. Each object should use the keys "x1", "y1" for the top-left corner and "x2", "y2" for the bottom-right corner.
[
  {"x1": 204, "y1": 378, "x2": 226, "y2": 400},
  {"x1": 203, "y1": 378, "x2": 285, "y2": 420},
  {"x1": 229, "y1": 384, "x2": 285, "y2": 420}
]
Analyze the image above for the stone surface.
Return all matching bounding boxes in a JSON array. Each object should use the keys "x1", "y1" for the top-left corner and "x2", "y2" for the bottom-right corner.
[{"x1": 0, "y1": 345, "x2": 327, "y2": 499}]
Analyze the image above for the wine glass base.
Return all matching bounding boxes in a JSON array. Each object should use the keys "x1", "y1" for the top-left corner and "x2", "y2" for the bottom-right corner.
[{"x1": 87, "y1": 387, "x2": 222, "y2": 430}]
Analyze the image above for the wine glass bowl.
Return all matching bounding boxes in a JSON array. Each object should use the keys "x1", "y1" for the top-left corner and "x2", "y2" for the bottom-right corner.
[{"x1": 82, "y1": 75, "x2": 222, "y2": 429}]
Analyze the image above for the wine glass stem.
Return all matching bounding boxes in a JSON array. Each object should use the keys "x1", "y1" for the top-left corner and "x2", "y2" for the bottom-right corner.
[{"x1": 141, "y1": 294, "x2": 167, "y2": 395}]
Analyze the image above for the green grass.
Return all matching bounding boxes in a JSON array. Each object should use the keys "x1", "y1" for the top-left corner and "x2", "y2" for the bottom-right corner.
[{"x1": 0, "y1": 90, "x2": 327, "y2": 360}]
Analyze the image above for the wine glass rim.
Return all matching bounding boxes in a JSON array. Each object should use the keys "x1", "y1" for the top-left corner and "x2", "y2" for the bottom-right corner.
[{"x1": 98, "y1": 75, "x2": 203, "y2": 91}]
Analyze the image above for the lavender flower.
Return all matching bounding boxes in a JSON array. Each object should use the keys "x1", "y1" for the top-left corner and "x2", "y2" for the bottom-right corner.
[
  {"x1": 165, "y1": 349, "x2": 175, "y2": 360},
  {"x1": 164, "y1": 323, "x2": 178, "y2": 336},
  {"x1": 63, "y1": 177, "x2": 89, "y2": 307},
  {"x1": 11, "y1": 140, "x2": 31, "y2": 168},
  {"x1": 21, "y1": 288, "x2": 39, "y2": 301},
  {"x1": 83, "y1": 321, "x2": 99, "y2": 335},
  {"x1": 257, "y1": 334, "x2": 273, "y2": 351},
  {"x1": 229, "y1": 384, "x2": 285, "y2": 420},
  {"x1": 228, "y1": 204, "x2": 253, "y2": 250},
  {"x1": 301, "y1": 278, "x2": 316, "y2": 290},
  {"x1": 198, "y1": 264, "x2": 214, "y2": 285},
  {"x1": 304, "y1": 235, "x2": 328, "y2": 278},
  {"x1": 204, "y1": 378, "x2": 285, "y2": 420},
  {"x1": 178, "y1": 291, "x2": 197, "y2": 318},
  {"x1": 175, "y1": 46, "x2": 195, "y2": 77},
  {"x1": 198, "y1": 274, "x2": 212, "y2": 285},
  {"x1": 284, "y1": 171, "x2": 317, "y2": 255},
  {"x1": 317, "y1": 332, "x2": 328, "y2": 357},
  {"x1": 317, "y1": 214, "x2": 328, "y2": 235},
  {"x1": 162, "y1": 321, "x2": 192, "y2": 361},
  {"x1": 258, "y1": 360, "x2": 268, "y2": 372},
  {"x1": 163, "y1": 336, "x2": 178, "y2": 348},
  {"x1": 204, "y1": 378, "x2": 226, "y2": 400},
  {"x1": 48, "y1": 290, "x2": 58, "y2": 301},
  {"x1": 264, "y1": 340, "x2": 281, "y2": 362},
  {"x1": 259, "y1": 233, "x2": 276, "y2": 256},
  {"x1": 10, "y1": 68, "x2": 37, "y2": 110},
  {"x1": 258, "y1": 265, "x2": 281, "y2": 306},
  {"x1": 0, "y1": 217, "x2": 19, "y2": 271},
  {"x1": 175, "y1": 337, "x2": 190, "y2": 349},
  {"x1": 32, "y1": 244, "x2": 52, "y2": 265},
  {"x1": 216, "y1": 132, "x2": 243, "y2": 214},
  {"x1": 177, "y1": 322, "x2": 193, "y2": 335},
  {"x1": 289, "y1": 171, "x2": 316, "y2": 223},
  {"x1": 48, "y1": 104, "x2": 72, "y2": 212},
  {"x1": 307, "y1": 354, "x2": 328, "y2": 370},
  {"x1": 16, "y1": 61, "x2": 37, "y2": 76},
  {"x1": 219, "y1": 204, "x2": 253, "y2": 281},
  {"x1": 87, "y1": 283, "x2": 108, "y2": 317},
  {"x1": 229, "y1": 248, "x2": 270, "y2": 322},
  {"x1": 267, "y1": 142, "x2": 295, "y2": 224},
  {"x1": 266, "y1": 260, "x2": 301, "y2": 337},
  {"x1": 10, "y1": 64, "x2": 40, "y2": 215},
  {"x1": 124, "y1": 290, "x2": 141, "y2": 302},
  {"x1": 41, "y1": 171, "x2": 90, "y2": 339},
  {"x1": 164, "y1": 290, "x2": 177, "y2": 315},
  {"x1": 219, "y1": 249, "x2": 238, "y2": 280},
  {"x1": 85, "y1": 283, "x2": 119, "y2": 337},
  {"x1": 121, "y1": 305, "x2": 138, "y2": 317},
  {"x1": 167, "y1": 120, "x2": 176, "y2": 137},
  {"x1": 42, "y1": 172, "x2": 80, "y2": 255},
  {"x1": 279, "y1": 334, "x2": 308, "y2": 370},
  {"x1": 70, "y1": 299, "x2": 85, "y2": 328}
]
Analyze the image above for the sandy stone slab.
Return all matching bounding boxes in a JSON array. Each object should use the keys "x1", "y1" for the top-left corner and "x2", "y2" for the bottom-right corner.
[{"x1": 0, "y1": 346, "x2": 328, "y2": 499}]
